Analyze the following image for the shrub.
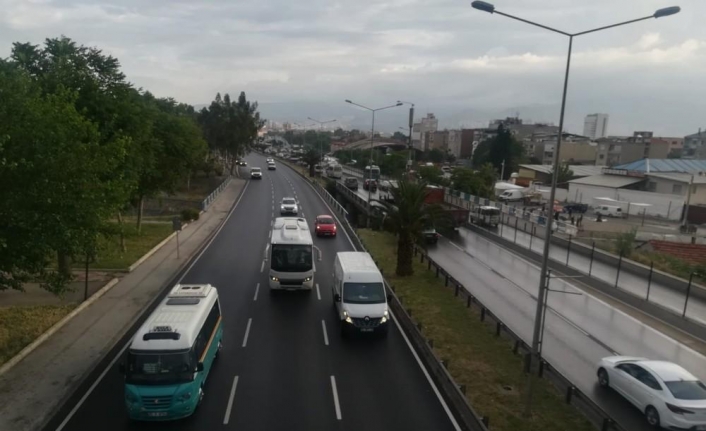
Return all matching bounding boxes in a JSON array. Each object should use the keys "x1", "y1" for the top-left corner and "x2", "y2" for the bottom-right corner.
[
  {"x1": 614, "y1": 228, "x2": 637, "y2": 257},
  {"x1": 181, "y1": 208, "x2": 200, "y2": 222},
  {"x1": 214, "y1": 163, "x2": 225, "y2": 176}
]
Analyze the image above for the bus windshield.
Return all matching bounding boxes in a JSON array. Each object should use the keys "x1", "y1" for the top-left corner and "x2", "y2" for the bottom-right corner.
[
  {"x1": 481, "y1": 208, "x2": 500, "y2": 216},
  {"x1": 125, "y1": 350, "x2": 193, "y2": 386},
  {"x1": 271, "y1": 244, "x2": 312, "y2": 272}
]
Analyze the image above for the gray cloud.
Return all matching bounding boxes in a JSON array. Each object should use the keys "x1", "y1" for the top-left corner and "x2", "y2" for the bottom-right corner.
[{"x1": 1, "y1": 0, "x2": 704, "y2": 136}]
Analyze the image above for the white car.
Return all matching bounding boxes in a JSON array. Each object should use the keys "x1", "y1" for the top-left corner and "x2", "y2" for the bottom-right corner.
[
  {"x1": 250, "y1": 167, "x2": 262, "y2": 179},
  {"x1": 266, "y1": 157, "x2": 274, "y2": 163},
  {"x1": 267, "y1": 161, "x2": 276, "y2": 170},
  {"x1": 597, "y1": 356, "x2": 706, "y2": 429},
  {"x1": 280, "y1": 197, "x2": 299, "y2": 215}
]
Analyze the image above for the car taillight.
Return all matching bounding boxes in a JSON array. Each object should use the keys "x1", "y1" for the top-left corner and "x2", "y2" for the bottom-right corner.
[
  {"x1": 316, "y1": 225, "x2": 320, "y2": 229},
  {"x1": 333, "y1": 225, "x2": 337, "y2": 230},
  {"x1": 666, "y1": 403, "x2": 694, "y2": 414}
]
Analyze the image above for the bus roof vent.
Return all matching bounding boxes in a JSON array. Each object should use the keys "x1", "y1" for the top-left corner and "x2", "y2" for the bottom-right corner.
[
  {"x1": 143, "y1": 325, "x2": 181, "y2": 341},
  {"x1": 168, "y1": 284, "x2": 212, "y2": 298}
]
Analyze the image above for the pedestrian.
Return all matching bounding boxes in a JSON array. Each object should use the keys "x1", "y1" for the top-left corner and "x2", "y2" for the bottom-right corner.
[
  {"x1": 571, "y1": 216, "x2": 575, "y2": 226},
  {"x1": 578, "y1": 214, "x2": 583, "y2": 227},
  {"x1": 568, "y1": 208, "x2": 573, "y2": 218},
  {"x1": 554, "y1": 211, "x2": 559, "y2": 221}
]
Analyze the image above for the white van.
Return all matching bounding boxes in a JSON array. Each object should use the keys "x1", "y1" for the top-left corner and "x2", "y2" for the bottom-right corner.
[
  {"x1": 333, "y1": 252, "x2": 390, "y2": 337},
  {"x1": 595, "y1": 205, "x2": 624, "y2": 218},
  {"x1": 498, "y1": 189, "x2": 525, "y2": 202}
]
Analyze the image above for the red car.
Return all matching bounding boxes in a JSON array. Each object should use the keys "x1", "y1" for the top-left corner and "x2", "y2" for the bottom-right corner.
[{"x1": 314, "y1": 215, "x2": 337, "y2": 237}]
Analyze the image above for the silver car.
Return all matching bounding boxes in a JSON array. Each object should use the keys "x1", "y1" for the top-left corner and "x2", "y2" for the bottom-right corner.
[{"x1": 280, "y1": 197, "x2": 299, "y2": 215}]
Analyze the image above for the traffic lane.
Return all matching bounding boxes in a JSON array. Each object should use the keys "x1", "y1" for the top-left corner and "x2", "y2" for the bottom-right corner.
[
  {"x1": 495, "y1": 222, "x2": 706, "y2": 324},
  {"x1": 281, "y1": 163, "x2": 458, "y2": 431},
  {"x1": 428, "y1": 240, "x2": 656, "y2": 431},
  {"x1": 451, "y1": 228, "x2": 706, "y2": 382},
  {"x1": 57, "y1": 176, "x2": 271, "y2": 431}
]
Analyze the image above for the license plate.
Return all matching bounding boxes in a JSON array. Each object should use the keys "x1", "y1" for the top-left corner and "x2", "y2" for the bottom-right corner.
[
  {"x1": 360, "y1": 328, "x2": 374, "y2": 333},
  {"x1": 148, "y1": 412, "x2": 168, "y2": 417}
]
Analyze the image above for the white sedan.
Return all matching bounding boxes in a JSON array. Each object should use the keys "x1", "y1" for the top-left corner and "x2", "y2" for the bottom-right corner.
[{"x1": 597, "y1": 356, "x2": 706, "y2": 429}]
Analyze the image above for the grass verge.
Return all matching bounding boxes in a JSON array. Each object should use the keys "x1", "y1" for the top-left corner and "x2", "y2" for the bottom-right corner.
[
  {"x1": 359, "y1": 229, "x2": 595, "y2": 431},
  {"x1": 90, "y1": 223, "x2": 174, "y2": 270},
  {"x1": 0, "y1": 305, "x2": 76, "y2": 366}
]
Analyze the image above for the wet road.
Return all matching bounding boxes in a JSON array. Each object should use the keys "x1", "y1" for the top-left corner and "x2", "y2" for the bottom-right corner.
[
  {"x1": 48, "y1": 154, "x2": 458, "y2": 431},
  {"x1": 426, "y1": 229, "x2": 706, "y2": 431},
  {"x1": 491, "y1": 218, "x2": 706, "y2": 325}
]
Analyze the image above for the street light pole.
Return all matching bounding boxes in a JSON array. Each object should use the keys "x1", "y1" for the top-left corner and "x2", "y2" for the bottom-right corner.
[
  {"x1": 345, "y1": 99, "x2": 403, "y2": 227},
  {"x1": 398, "y1": 101, "x2": 415, "y2": 171},
  {"x1": 471, "y1": 0, "x2": 681, "y2": 415},
  {"x1": 308, "y1": 117, "x2": 337, "y2": 160}
]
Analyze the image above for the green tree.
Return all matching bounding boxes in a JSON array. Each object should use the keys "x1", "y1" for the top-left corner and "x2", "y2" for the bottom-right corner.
[
  {"x1": 379, "y1": 179, "x2": 443, "y2": 276},
  {"x1": 472, "y1": 125, "x2": 525, "y2": 179},
  {"x1": 418, "y1": 166, "x2": 444, "y2": 185},
  {"x1": 615, "y1": 228, "x2": 637, "y2": 257},
  {"x1": 0, "y1": 64, "x2": 131, "y2": 291},
  {"x1": 392, "y1": 131, "x2": 407, "y2": 142},
  {"x1": 427, "y1": 148, "x2": 445, "y2": 163},
  {"x1": 302, "y1": 147, "x2": 322, "y2": 177},
  {"x1": 553, "y1": 162, "x2": 574, "y2": 186}
]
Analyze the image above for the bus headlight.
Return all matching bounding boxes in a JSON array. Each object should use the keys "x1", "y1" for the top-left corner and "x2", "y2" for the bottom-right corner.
[
  {"x1": 271, "y1": 276, "x2": 279, "y2": 282},
  {"x1": 177, "y1": 392, "x2": 192, "y2": 402}
]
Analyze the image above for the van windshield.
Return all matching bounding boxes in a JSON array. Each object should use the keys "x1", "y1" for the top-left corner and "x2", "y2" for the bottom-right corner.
[
  {"x1": 125, "y1": 350, "x2": 193, "y2": 386},
  {"x1": 343, "y1": 282, "x2": 385, "y2": 304}
]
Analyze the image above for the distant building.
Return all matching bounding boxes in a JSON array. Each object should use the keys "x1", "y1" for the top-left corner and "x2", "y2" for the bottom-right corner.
[
  {"x1": 412, "y1": 114, "x2": 438, "y2": 151},
  {"x1": 447, "y1": 130, "x2": 462, "y2": 158},
  {"x1": 651, "y1": 137, "x2": 684, "y2": 156},
  {"x1": 683, "y1": 129, "x2": 706, "y2": 158},
  {"x1": 583, "y1": 114, "x2": 609, "y2": 139},
  {"x1": 522, "y1": 133, "x2": 593, "y2": 165},
  {"x1": 517, "y1": 164, "x2": 606, "y2": 187},
  {"x1": 460, "y1": 129, "x2": 484, "y2": 159},
  {"x1": 594, "y1": 135, "x2": 669, "y2": 166}
]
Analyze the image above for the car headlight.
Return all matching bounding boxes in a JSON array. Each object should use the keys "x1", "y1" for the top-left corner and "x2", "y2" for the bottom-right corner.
[
  {"x1": 271, "y1": 276, "x2": 279, "y2": 282},
  {"x1": 343, "y1": 311, "x2": 353, "y2": 324}
]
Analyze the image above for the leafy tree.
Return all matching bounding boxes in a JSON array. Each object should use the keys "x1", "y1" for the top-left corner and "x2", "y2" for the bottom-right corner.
[
  {"x1": 379, "y1": 179, "x2": 444, "y2": 276},
  {"x1": 451, "y1": 166, "x2": 494, "y2": 199},
  {"x1": 615, "y1": 228, "x2": 637, "y2": 257},
  {"x1": 392, "y1": 131, "x2": 408, "y2": 142},
  {"x1": 0, "y1": 64, "x2": 131, "y2": 291},
  {"x1": 472, "y1": 125, "x2": 525, "y2": 179},
  {"x1": 301, "y1": 148, "x2": 321, "y2": 177},
  {"x1": 427, "y1": 148, "x2": 445, "y2": 163},
  {"x1": 418, "y1": 166, "x2": 444, "y2": 185},
  {"x1": 552, "y1": 162, "x2": 574, "y2": 186}
]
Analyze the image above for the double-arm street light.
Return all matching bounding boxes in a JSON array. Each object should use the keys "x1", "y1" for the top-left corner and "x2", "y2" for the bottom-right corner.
[
  {"x1": 397, "y1": 101, "x2": 415, "y2": 170},
  {"x1": 471, "y1": 0, "x2": 680, "y2": 414},
  {"x1": 307, "y1": 117, "x2": 337, "y2": 167},
  {"x1": 345, "y1": 99, "x2": 403, "y2": 226}
]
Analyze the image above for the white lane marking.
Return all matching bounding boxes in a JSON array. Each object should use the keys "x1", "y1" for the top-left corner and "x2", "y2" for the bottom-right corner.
[
  {"x1": 316, "y1": 283, "x2": 321, "y2": 300},
  {"x1": 268, "y1": 230, "x2": 272, "y2": 239},
  {"x1": 223, "y1": 376, "x2": 239, "y2": 424},
  {"x1": 242, "y1": 318, "x2": 252, "y2": 347},
  {"x1": 330, "y1": 376, "x2": 342, "y2": 420},
  {"x1": 260, "y1": 260, "x2": 265, "y2": 273},
  {"x1": 253, "y1": 283, "x2": 260, "y2": 301},
  {"x1": 55, "y1": 180, "x2": 251, "y2": 431},
  {"x1": 322, "y1": 320, "x2": 329, "y2": 346},
  {"x1": 291, "y1": 172, "x2": 462, "y2": 431}
]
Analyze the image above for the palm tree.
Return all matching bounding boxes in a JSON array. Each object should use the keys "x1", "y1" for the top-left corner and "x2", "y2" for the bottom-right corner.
[
  {"x1": 302, "y1": 147, "x2": 321, "y2": 177},
  {"x1": 379, "y1": 178, "x2": 444, "y2": 276}
]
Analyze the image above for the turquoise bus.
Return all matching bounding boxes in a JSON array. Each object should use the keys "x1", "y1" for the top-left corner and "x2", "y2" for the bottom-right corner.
[{"x1": 120, "y1": 283, "x2": 223, "y2": 421}]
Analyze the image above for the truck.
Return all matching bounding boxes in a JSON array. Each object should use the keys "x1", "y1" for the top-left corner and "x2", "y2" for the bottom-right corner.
[{"x1": 423, "y1": 186, "x2": 470, "y2": 232}]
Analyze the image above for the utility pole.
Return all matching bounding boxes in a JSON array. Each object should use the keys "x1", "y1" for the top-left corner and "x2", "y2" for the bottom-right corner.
[{"x1": 682, "y1": 174, "x2": 694, "y2": 228}]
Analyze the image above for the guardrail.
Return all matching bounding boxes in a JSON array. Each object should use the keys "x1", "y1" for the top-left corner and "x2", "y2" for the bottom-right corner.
[
  {"x1": 275, "y1": 155, "x2": 488, "y2": 431},
  {"x1": 201, "y1": 175, "x2": 232, "y2": 211},
  {"x1": 411, "y1": 245, "x2": 628, "y2": 431},
  {"x1": 335, "y1": 182, "x2": 370, "y2": 212}
]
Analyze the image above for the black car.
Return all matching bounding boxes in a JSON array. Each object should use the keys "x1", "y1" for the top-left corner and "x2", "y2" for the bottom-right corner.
[
  {"x1": 238, "y1": 160, "x2": 247, "y2": 166},
  {"x1": 422, "y1": 228, "x2": 439, "y2": 244},
  {"x1": 344, "y1": 177, "x2": 358, "y2": 190}
]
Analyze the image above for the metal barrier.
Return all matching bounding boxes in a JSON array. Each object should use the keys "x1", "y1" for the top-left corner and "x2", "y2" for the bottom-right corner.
[
  {"x1": 412, "y1": 245, "x2": 629, "y2": 431},
  {"x1": 201, "y1": 176, "x2": 232, "y2": 211}
]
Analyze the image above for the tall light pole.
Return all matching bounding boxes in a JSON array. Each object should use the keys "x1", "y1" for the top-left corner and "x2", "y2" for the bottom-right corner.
[
  {"x1": 471, "y1": 0, "x2": 680, "y2": 415},
  {"x1": 345, "y1": 99, "x2": 403, "y2": 227},
  {"x1": 398, "y1": 101, "x2": 415, "y2": 171},
  {"x1": 308, "y1": 117, "x2": 337, "y2": 170}
]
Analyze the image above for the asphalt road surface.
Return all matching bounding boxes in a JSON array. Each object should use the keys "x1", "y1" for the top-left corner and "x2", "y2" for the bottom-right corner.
[
  {"x1": 48, "y1": 154, "x2": 458, "y2": 431},
  {"x1": 427, "y1": 229, "x2": 706, "y2": 431}
]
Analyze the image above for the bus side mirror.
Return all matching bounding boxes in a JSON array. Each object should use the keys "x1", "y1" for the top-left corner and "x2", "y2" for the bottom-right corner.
[
  {"x1": 197, "y1": 362, "x2": 204, "y2": 372},
  {"x1": 334, "y1": 294, "x2": 341, "y2": 302},
  {"x1": 118, "y1": 363, "x2": 125, "y2": 374}
]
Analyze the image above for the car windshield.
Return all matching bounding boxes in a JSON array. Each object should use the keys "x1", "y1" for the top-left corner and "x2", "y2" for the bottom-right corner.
[
  {"x1": 343, "y1": 282, "x2": 385, "y2": 304},
  {"x1": 665, "y1": 380, "x2": 706, "y2": 400},
  {"x1": 282, "y1": 199, "x2": 295, "y2": 205},
  {"x1": 125, "y1": 350, "x2": 193, "y2": 386},
  {"x1": 271, "y1": 244, "x2": 312, "y2": 272},
  {"x1": 252, "y1": 168, "x2": 260, "y2": 172},
  {"x1": 317, "y1": 218, "x2": 334, "y2": 225}
]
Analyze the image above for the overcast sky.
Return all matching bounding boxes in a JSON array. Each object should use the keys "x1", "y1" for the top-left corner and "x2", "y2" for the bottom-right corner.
[{"x1": 1, "y1": 0, "x2": 704, "y2": 136}]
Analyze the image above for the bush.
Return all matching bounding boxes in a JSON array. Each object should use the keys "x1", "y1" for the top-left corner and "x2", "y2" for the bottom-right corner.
[
  {"x1": 214, "y1": 163, "x2": 225, "y2": 176},
  {"x1": 614, "y1": 228, "x2": 637, "y2": 257},
  {"x1": 181, "y1": 208, "x2": 200, "y2": 222}
]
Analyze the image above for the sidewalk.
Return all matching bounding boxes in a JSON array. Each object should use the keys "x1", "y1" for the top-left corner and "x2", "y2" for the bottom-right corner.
[{"x1": 0, "y1": 178, "x2": 246, "y2": 431}]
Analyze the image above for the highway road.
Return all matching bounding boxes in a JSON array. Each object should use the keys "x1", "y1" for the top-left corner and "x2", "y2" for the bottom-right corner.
[
  {"x1": 492, "y1": 219, "x2": 706, "y2": 325},
  {"x1": 427, "y1": 227, "x2": 706, "y2": 431},
  {"x1": 48, "y1": 153, "x2": 458, "y2": 431}
]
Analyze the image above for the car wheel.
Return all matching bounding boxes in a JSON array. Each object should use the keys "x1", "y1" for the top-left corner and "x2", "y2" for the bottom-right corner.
[
  {"x1": 597, "y1": 368, "x2": 609, "y2": 387},
  {"x1": 645, "y1": 406, "x2": 660, "y2": 428}
]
